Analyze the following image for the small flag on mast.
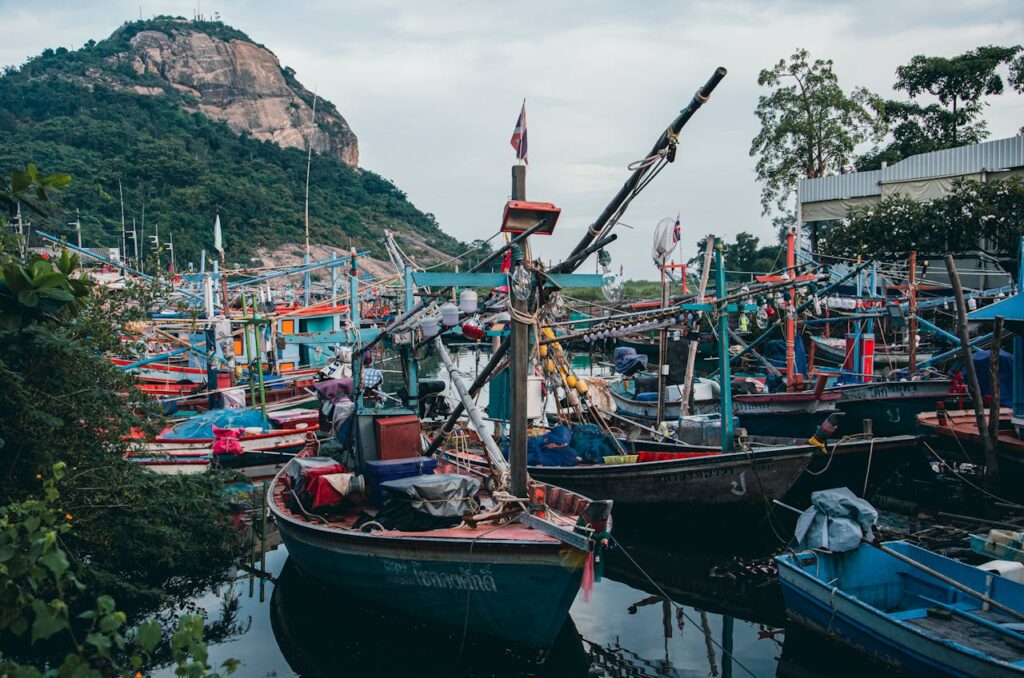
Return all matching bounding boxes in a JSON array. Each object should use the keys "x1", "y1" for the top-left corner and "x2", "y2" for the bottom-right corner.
[
  {"x1": 213, "y1": 214, "x2": 223, "y2": 257},
  {"x1": 510, "y1": 101, "x2": 528, "y2": 164},
  {"x1": 672, "y1": 213, "x2": 681, "y2": 244}
]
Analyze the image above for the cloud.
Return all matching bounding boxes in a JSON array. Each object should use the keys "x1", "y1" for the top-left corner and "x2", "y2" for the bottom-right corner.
[{"x1": 1, "y1": 0, "x2": 1022, "y2": 276}]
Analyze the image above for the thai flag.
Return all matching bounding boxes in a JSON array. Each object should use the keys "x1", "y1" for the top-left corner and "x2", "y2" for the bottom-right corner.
[
  {"x1": 672, "y1": 213, "x2": 681, "y2": 243},
  {"x1": 510, "y1": 101, "x2": 527, "y2": 164}
]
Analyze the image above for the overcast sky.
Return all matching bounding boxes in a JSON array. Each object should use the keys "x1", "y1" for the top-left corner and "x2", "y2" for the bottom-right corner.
[{"x1": 1, "y1": 0, "x2": 1022, "y2": 277}]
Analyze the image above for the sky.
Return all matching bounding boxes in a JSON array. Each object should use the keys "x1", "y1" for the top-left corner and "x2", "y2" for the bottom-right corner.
[{"x1": 1, "y1": 0, "x2": 1022, "y2": 278}]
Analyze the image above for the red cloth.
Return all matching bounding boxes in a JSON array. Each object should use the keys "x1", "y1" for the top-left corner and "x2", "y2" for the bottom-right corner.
[
  {"x1": 304, "y1": 463, "x2": 344, "y2": 479},
  {"x1": 212, "y1": 427, "x2": 243, "y2": 456},
  {"x1": 303, "y1": 463, "x2": 347, "y2": 508},
  {"x1": 636, "y1": 451, "x2": 718, "y2": 463},
  {"x1": 308, "y1": 476, "x2": 343, "y2": 508}
]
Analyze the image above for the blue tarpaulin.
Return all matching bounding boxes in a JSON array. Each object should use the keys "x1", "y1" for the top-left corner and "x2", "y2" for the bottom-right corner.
[
  {"x1": 162, "y1": 408, "x2": 271, "y2": 439},
  {"x1": 973, "y1": 349, "x2": 1013, "y2": 407}
]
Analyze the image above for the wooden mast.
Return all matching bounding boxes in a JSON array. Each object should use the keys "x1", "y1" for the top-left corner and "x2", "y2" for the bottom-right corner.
[{"x1": 509, "y1": 164, "x2": 529, "y2": 498}]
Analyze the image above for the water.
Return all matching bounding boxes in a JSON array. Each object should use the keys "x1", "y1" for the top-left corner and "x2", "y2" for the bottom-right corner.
[
  {"x1": 157, "y1": 347, "x2": 899, "y2": 676},
  {"x1": 157, "y1": 527, "x2": 895, "y2": 678}
]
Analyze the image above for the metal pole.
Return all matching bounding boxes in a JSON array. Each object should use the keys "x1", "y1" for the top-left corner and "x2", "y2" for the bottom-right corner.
[
  {"x1": 655, "y1": 263, "x2": 669, "y2": 427},
  {"x1": 715, "y1": 242, "x2": 733, "y2": 452},
  {"x1": 681, "y1": 237, "x2": 714, "y2": 416},
  {"x1": 404, "y1": 266, "x2": 418, "y2": 413}
]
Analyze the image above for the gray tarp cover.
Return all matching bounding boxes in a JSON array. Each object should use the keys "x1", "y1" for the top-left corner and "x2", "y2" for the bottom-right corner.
[
  {"x1": 283, "y1": 456, "x2": 340, "y2": 484},
  {"x1": 795, "y1": 487, "x2": 878, "y2": 553},
  {"x1": 381, "y1": 473, "x2": 481, "y2": 517}
]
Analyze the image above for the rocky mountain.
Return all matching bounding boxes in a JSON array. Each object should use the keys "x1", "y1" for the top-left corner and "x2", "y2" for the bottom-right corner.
[
  {"x1": 0, "y1": 18, "x2": 462, "y2": 268},
  {"x1": 108, "y1": 23, "x2": 358, "y2": 166}
]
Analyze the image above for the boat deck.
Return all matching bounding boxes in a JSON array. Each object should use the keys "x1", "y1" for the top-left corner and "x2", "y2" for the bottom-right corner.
[
  {"x1": 272, "y1": 461, "x2": 588, "y2": 545},
  {"x1": 904, "y1": 606, "x2": 1024, "y2": 663}
]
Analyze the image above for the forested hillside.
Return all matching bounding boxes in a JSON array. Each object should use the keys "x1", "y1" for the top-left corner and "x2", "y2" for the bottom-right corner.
[{"x1": 0, "y1": 18, "x2": 463, "y2": 267}]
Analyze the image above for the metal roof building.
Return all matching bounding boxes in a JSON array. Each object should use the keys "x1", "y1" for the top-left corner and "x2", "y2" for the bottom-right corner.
[{"x1": 798, "y1": 135, "x2": 1024, "y2": 222}]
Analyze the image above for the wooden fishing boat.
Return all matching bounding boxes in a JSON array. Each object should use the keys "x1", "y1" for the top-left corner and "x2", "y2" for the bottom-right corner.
[
  {"x1": 128, "y1": 408, "x2": 319, "y2": 471},
  {"x1": 443, "y1": 442, "x2": 812, "y2": 509},
  {"x1": 831, "y1": 377, "x2": 955, "y2": 436},
  {"x1": 810, "y1": 335, "x2": 934, "y2": 370},
  {"x1": 269, "y1": 458, "x2": 606, "y2": 650},
  {"x1": 917, "y1": 408, "x2": 1024, "y2": 483},
  {"x1": 777, "y1": 541, "x2": 1024, "y2": 676},
  {"x1": 111, "y1": 356, "x2": 207, "y2": 383},
  {"x1": 125, "y1": 453, "x2": 213, "y2": 475}
]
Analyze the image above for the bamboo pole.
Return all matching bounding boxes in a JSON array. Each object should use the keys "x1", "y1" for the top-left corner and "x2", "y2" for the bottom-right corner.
[
  {"x1": 681, "y1": 237, "x2": 714, "y2": 417},
  {"x1": 945, "y1": 255, "x2": 996, "y2": 475},
  {"x1": 907, "y1": 251, "x2": 918, "y2": 373},
  {"x1": 989, "y1": 315, "x2": 1004, "y2": 451}
]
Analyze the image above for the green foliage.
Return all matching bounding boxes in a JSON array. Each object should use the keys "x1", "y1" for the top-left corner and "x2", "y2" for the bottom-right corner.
[
  {"x1": 750, "y1": 48, "x2": 885, "y2": 219},
  {"x1": 820, "y1": 176, "x2": 1024, "y2": 259},
  {"x1": 858, "y1": 45, "x2": 1022, "y2": 169},
  {"x1": 1, "y1": 163, "x2": 71, "y2": 218},
  {"x1": 0, "y1": 464, "x2": 236, "y2": 677},
  {"x1": 0, "y1": 22, "x2": 463, "y2": 268},
  {"x1": 0, "y1": 251, "x2": 93, "y2": 330}
]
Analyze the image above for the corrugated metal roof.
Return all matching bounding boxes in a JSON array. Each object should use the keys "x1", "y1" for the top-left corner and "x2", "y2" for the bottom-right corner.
[
  {"x1": 798, "y1": 136, "x2": 1024, "y2": 204},
  {"x1": 798, "y1": 170, "x2": 881, "y2": 202}
]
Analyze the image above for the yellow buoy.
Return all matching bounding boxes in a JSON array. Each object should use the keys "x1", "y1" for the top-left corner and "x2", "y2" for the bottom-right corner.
[
  {"x1": 566, "y1": 374, "x2": 578, "y2": 388},
  {"x1": 575, "y1": 380, "x2": 589, "y2": 395},
  {"x1": 539, "y1": 344, "x2": 548, "y2": 357}
]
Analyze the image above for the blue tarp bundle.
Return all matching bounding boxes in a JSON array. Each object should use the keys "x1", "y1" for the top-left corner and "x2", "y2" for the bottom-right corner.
[
  {"x1": 527, "y1": 425, "x2": 580, "y2": 466},
  {"x1": 972, "y1": 349, "x2": 1013, "y2": 407},
  {"x1": 569, "y1": 424, "x2": 611, "y2": 464},
  {"x1": 162, "y1": 408, "x2": 271, "y2": 439},
  {"x1": 795, "y1": 487, "x2": 878, "y2": 553},
  {"x1": 614, "y1": 347, "x2": 648, "y2": 376}
]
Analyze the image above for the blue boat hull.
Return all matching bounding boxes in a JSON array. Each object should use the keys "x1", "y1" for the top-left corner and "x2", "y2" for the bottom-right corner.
[
  {"x1": 277, "y1": 518, "x2": 583, "y2": 650},
  {"x1": 778, "y1": 545, "x2": 1024, "y2": 677}
]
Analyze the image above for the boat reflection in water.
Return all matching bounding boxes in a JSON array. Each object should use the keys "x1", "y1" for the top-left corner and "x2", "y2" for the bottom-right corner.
[{"x1": 269, "y1": 559, "x2": 590, "y2": 676}]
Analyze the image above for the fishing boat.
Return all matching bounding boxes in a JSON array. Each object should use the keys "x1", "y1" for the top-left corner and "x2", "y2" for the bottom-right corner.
[
  {"x1": 127, "y1": 407, "x2": 318, "y2": 472},
  {"x1": 777, "y1": 541, "x2": 1024, "y2": 676},
  {"x1": 831, "y1": 377, "x2": 955, "y2": 435},
  {"x1": 917, "y1": 407, "x2": 1024, "y2": 481},
  {"x1": 111, "y1": 356, "x2": 207, "y2": 383},
  {"x1": 269, "y1": 457, "x2": 605, "y2": 650},
  {"x1": 445, "y1": 442, "x2": 812, "y2": 510},
  {"x1": 810, "y1": 335, "x2": 934, "y2": 372}
]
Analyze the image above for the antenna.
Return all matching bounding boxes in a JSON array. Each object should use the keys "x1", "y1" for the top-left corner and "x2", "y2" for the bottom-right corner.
[{"x1": 118, "y1": 179, "x2": 126, "y2": 265}]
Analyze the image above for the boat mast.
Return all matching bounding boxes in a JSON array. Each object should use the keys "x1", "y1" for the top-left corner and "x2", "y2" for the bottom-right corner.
[
  {"x1": 509, "y1": 163, "x2": 529, "y2": 498},
  {"x1": 714, "y1": 240, "x2": 733, "y2": 452}
]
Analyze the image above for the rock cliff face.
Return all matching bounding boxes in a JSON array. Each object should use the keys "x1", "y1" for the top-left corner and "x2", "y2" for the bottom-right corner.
[{"x1": 111, "y1": 27, "x2": 358, "y2": 166}]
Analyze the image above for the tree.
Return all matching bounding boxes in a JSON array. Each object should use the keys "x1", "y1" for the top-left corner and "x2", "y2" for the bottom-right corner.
[
  {"x1": 819, "y1": 176, "x2": 1024, "y2": 260},
  {"x1": 750, "y1": 49, "x2": 884, "y2": 252},
  {"x1": 859, "y1": 45, "x2": 1021, "y2": 169}
]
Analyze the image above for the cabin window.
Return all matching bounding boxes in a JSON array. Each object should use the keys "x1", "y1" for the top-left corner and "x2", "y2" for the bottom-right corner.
[{"x1": 281, "y1": 320, "x2": 295, "y2": 334}]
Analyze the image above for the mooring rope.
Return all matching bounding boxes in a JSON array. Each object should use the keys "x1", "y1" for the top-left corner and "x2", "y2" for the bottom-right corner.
[{"x1": 609, "y1": 534, "x2": 759, "y2": 678}]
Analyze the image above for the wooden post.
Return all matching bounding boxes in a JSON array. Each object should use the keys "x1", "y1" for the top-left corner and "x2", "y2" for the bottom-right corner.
[
  {"x1": 990, "y1": 315, "x2": 1004, "y2": 453},
  {"x1": 509, "y1": 165, "x2": 529, "y2": 497},
  {"x1": 681, "y1": 237, "x2": 714, "y2": 417},
  {"x1": 945, "y1": 255, "x2": 996, "y2": 474},
  {"x1": 785, "y1": 229, "x2": 797, "y2": 391},
  {"x1": 907, "y1": 251, "x2": 917, "y2": 373}
]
